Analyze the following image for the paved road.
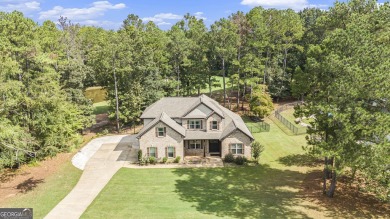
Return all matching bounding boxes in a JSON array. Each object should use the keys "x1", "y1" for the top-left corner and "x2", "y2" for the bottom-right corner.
[{"x1": 45, "y1": 135, "x2": 138, "y2": 219}]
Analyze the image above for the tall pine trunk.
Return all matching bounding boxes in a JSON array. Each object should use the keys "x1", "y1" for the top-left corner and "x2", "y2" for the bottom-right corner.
[
  {"x1": 113, "y1": 64, "x2": 120, "y2": 133},
  {"x1": 222, "y1": 58, "x2": 226, "y2": 106},
  {"x1": 208, "y1": 75, "x2": 212, "y2": 97},
  {"x1": 327, "y1": 158, "x2": 337, "y2": 198},
  {"x1": 323, "y1": 157, "x2": 328, "y2": 194}
]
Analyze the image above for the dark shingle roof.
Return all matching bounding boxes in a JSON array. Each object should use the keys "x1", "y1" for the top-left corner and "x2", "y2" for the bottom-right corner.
[{"x1": 139, "y1": 95, "x2": 254, "y2": 140}]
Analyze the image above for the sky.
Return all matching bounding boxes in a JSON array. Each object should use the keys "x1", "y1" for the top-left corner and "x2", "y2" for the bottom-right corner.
[{"x1": 0, "y1": 0, "x2": 386, "y2": 30}]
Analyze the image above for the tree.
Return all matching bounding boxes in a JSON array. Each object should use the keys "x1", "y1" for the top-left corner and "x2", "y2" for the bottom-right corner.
[
  {"x1": 304, "y1": 0, "x2": 390, "y2": 199},
  {"x1": 168, "y1": 24, "x2": 190, "y2": 96},
  {"x1": 249, "y1": 85, "x2": 274, "y2": 119},
  {"x1": 210, "y1": 18, "x2": 239, "y2": 106},
  {"x1": 251, "y1": 141, "x2": 265, "y2": 164}
]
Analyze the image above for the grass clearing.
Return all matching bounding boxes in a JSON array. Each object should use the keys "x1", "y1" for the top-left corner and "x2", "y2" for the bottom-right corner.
[
  {"x1": 200, "y1": 76, "x2": 230, "y2": 94},
  {"x1": 93, "y1": 101, "x2": 109, "y2": 115},
  {"x1": 1, "y1": 162, "x2": 82, "y2": 219},
  {"x1": 85, "y1": 86, "x2": 107, "y2": 103}
]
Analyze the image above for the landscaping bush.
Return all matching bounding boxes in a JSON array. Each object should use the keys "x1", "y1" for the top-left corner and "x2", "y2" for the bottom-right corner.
[
  {"x1": 251, "y1": 141, "x2": 265, "y2": 164},
  {"x1": 224, "y1": 153, "x2": 235, "y2": 163},
  {"x1": 138, "y1": 150, "x2": 142, "y2": 162},
  {"x1": 149, "y1": 157, "x2": 157, "y2": 165},
  {"x1": 162, "y1": 157, "x2": 168, "y2": 163},
  {"x1": 174, "y1": 156, "x2": 181, "y2": 163},
  {"x1": 144, "y1": 156, "x2": 150, "y2": 165},
  {"x1": 235, "y1": 156, "x2": 247, "y2": 165}
]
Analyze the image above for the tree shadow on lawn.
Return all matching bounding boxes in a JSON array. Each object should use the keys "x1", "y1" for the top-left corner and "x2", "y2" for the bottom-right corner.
[
  {"x1": 173, "y1": 165, "x2": 318, "y2": 218},
  {"x1": 16, "y1": 177, "x2": 44, "y2": 193},
  {"x1": 278, "y1": 153, "x2": 322, "y2": 167},
  {"x1": 301, "y1": 170, "x2": 390, "y2": 218}
]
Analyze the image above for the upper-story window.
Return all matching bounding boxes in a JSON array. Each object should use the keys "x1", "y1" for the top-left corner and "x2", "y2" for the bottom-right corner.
[
  {"x1": 188, "y1": 120, "x2": 202, "y2": 129},
  {"x1": 211, "y1": 121, "x2": 218, "y2": 130},
  {"x1": 156, "y1": 127, "x2": 166, "y2": 137}
]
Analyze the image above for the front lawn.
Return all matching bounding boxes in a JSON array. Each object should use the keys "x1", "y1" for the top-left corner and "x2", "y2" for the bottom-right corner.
[{"x1": 82, "y1": 167, "x2": 308, "y2": 219}]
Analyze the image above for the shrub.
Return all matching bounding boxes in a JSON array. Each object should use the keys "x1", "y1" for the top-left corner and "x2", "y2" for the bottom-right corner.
[
  {"x1": 224, "y1": 153, "x2": 235, "y2": 163},
  {"x1": 138, "y1": 150, "x2": 142, "y2": 162},
  {"x1": 149, "y1": 157, "x2": 157, "y2": 165},
  {"x1": 174, "y1": 156, "x2": 181, "y2": 163},
  {"x1": 235, "y1": 156, "x2": 247, "y2": 165},
  {"x1": 162, "y1": 157, "x2": 168, "y2": 163},
  {"x1": 251, "y1": 141, "x2": 264, "y2": 163},
  {"x1": 144, "y1": 156, "x2": 150, "y2": 165}
]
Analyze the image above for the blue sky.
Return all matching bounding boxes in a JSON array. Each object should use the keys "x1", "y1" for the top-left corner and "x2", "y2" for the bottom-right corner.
[{"x1": 0, "y1": 0, "x2": 386, "y2": 29}]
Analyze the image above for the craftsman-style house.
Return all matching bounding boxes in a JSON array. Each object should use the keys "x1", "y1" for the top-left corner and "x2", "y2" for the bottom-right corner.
[{"x1": 136, "y1": 95, "x2": 254, "y2": 161}]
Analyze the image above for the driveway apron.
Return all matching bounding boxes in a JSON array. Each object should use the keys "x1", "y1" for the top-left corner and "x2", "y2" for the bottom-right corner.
[{"x1": 45, "y1": 135, "x2": 138, "y2": 219}]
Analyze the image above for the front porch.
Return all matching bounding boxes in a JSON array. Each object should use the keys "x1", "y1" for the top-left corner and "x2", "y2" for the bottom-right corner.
[{"x1": 184, "y1": 139, "x2": 221, "y2": 157}]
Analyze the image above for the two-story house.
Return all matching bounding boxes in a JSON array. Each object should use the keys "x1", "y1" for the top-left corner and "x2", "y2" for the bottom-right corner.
[{"x1": 136, "y1": 94, "x2": 254, "y2": 161}]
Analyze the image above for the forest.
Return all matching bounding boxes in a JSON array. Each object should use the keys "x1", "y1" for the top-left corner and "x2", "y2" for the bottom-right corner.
[{"x1": 0, "y1": 0, "x2": 389, "y2": 200}]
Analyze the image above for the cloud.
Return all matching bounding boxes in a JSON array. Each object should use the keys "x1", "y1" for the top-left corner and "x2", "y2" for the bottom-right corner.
[
  {"x1": 194, "y1": 12, "x2": 207, "y2": 20},
  {"x1": 241, "y1": 0, "x2": 327, "y2": 11},
  {"x1": 0, "y1": 0, "x2": 40, "y2": 13},
  {"x1": 79, "y1": 19, "x2": 122, "y2": 29},
  {"x1": 39, "y1": 1, "x2": 125, "y2": 20},
  {"x1": 143, "y1": 12, "x2": 207, "y2": 26},
  {"x1": 143, "y1": 13, "x2": 182, "y2": 23},
  {"x1": 157, "y1": 21, "x2": 171, "y2": 26}
]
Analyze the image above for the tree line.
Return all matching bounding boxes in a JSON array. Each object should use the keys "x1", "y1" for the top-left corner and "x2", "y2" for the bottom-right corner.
[{"x1": 0, "y1": 0, "x2": 389, "y2": 200}]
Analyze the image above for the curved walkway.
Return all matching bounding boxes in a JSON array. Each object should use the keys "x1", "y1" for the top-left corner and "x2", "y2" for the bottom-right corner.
[{"x1": 45, "y1": 135, "x2": 139, "y2": 219}]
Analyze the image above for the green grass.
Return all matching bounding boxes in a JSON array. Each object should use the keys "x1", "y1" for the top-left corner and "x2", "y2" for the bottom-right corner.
[
  {"x1": 1, "y1": 162, "x2": 82, "y2": 219},
  {"x1": 93, "y1": 101, "x2": 109, "y2": 115},
  {"x1": 82, "y1": 167, "x2": 309, "y2": 219},
  {"x1": 253, "y1": 118, "x2": 308, "y2": 168},
  {"x1": 280, "y1": 108, "x2": 313, "y2": 127},
  {"x1": 82, "y1": 118, "x2": 312, "y2": 218},
  {"x1": 85, "y1": 86, "x2": 107, "y2": 103},
  {"x1": 200, "y1": 76, "x2": 231, "y2": 94}
]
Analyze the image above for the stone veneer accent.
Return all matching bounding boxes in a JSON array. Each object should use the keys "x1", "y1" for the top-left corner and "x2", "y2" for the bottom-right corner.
[
  {"x1": 138, "y1": 121, "x2": 184, "y2": 161},
  {"x1": 221, "y1": 130, "x2": 252, "y2": 158}
]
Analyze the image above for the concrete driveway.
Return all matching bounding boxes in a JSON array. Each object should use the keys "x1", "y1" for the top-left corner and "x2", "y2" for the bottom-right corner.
[{"x1": 45, "y1": 135, "x2": 138, "y2": 219}]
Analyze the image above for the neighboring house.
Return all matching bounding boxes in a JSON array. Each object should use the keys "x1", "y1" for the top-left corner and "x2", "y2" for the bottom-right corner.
[{"x1": 136, "y1": 94, "x2": 254, "y2": 161}]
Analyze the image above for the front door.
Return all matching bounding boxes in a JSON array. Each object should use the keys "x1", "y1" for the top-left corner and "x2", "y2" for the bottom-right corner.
[{"x1": 209, "y1": 140, "x2": 220, "y2": 156}]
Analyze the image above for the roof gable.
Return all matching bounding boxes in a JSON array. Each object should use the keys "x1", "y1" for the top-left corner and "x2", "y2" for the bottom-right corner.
[{"x1": 137, "y1": 112, "x2": 185, "y2": 138}]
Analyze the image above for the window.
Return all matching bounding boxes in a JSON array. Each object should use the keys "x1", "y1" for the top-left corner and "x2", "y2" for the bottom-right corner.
[
  {"x1": 230, "y1": 143, "x2": 243, "y2": 155},
  {"x1": 189, "y1": 140, "x2": 202, "y2": 149},
  {"x1": 211, "y1": 121, "x2": 218, "y2": 130},
  {"x1": 156, "y1": 127, "x2": 166, "y2": 137},
  {"x1": 188, "y1": 120, "x2": 202, "y2": 129},
  {"x1": 148, "y1": 147, "x2": 157, "y2": 157},
  {"x1": 167, "y1": 146, "x2": 175, "y2": 158}
]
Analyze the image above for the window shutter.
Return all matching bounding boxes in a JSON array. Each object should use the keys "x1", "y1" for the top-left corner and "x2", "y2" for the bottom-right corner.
[
  {"x1": 201, "y1": 120, "x2": 203, "y2": 129},
  {"x1": 173, "y1": 147, "x2": 176, "y2": 158},
  {"x1": 155, "y1": 147, "x2": 158, "y2": 158},
  {"x1": 147, "y1": 147, "x2": 150, "y2": 157},
  {"x1": 155, "y1": 128, "x2": 158, "y2": 137},
  {"x1": 187, "y1": 121, "x2": 189, "y2": 129},
  {"x1": 242, "y1": 144, "x2": 244, "y2": 155},
  {"x1": 217, "y1": 122, "x2": 219, "y2": 130},
  {"x1": 164, "y1": 127, "x2": 166, "y2": 136},
  {"x1": 210, "y1": 121, "x2": 212, "y2": 130},
  {"x1": 229, "y1": 144, "x2": 232, "y2": 154},
  {"x1": 165, "y1": 147, "x2": 168, "y2": 157}
]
